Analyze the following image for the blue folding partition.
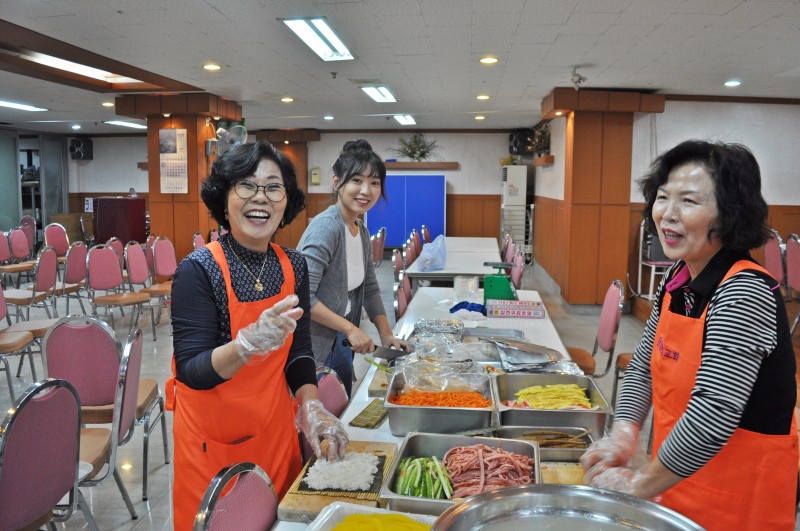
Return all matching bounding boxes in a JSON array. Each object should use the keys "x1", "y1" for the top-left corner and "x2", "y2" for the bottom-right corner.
[{"x1": 366, "y1": 174, "x2": 446, "y2": 248}]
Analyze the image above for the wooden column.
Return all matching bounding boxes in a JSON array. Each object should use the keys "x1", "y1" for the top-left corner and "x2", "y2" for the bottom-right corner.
[{"x1": 538, "y1": 88, "x2": 665, "y2": 304}]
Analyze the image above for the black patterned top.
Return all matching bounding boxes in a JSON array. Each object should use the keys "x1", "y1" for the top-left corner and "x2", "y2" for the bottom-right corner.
[{"x1": 171, "y1": 233, "x2": 316, "y2": 391}]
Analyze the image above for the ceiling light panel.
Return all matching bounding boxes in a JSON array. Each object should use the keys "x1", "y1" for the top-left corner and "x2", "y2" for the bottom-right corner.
[
  {"x1": 0, "y1": 100, "x2": 47, "y2": 111},
  {"x1": 17, "y1": 51, "x2": 142, "y2": 83},
  {"x1": 393, "y1": 114, "x2": 415, "y2": 125},
  {"x1": 283, "y1": 18, "x2": 353, "y2": 62},
  {"x1": 362, "y1": 86, "x2": 396, "y2": 103},
  {"x1": 104, "y1": 120, "x2": 147, "y2": 130}
]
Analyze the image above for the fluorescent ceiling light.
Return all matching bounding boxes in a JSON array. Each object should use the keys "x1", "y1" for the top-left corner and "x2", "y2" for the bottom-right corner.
[
  {"x1": 474, "y1": 115, "x2": 486, "y2": 121},
  {"x1": 71, "y1": 124, "x2": 81, "y2": 130},
  {"x1": 101, "y1": 101, "x2": 115, "y2": 107},
  {"x1": 479, "y1": 56, "x2": 499, "y2": 64},
  {"x1": 281, "y1": 96, "x2": 294, "y2": 103},
  {"x1": 476, "y1": 95, "x2": 490, "y2": 100},
  {"x1": 283, "y1": 18, "x2": 353, "y2": 62},
  {"x1": 323, "y1": 115, "x2": 334, "y2": 120},
  {"x1": 0, "y1": 100, "x2": 47, "y2": 111},
  {"x1": 362, "y1": 86, "x2": 396, "y2": 103},
  {"x1": 393, "y1": 114, "x2": 416, "y2": 125},
  {"x1": 204, "y1": 64, "x2": 221, "y2": 71},
  {"x1": 104, "y1": 120, "x2": 147, "y2": 130},
  {"x1": 13, "y1": 51, "x2": 142, "y2": 83},
  {"x1": 724, "y1": 79, "x2": 741, "y2": 87}
]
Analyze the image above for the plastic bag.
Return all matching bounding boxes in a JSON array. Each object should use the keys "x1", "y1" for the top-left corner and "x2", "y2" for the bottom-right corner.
[
  {"x1": 395, "y1": 357, "x2": 490, "y2": 393},
  {"x1": 417, "y1": 234, "x2": 446, "y2": 272}
]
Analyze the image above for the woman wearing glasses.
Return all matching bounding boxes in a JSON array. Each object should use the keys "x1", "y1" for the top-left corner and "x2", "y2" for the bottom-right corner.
[
  {"x1": 298, "y1": 139, "x2": 408, "y2": 398},
  {"x1": 168, "y1": 141, "x2": 348, "y2": 529}
]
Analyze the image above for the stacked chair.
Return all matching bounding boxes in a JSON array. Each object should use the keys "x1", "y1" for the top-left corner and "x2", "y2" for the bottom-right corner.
[{"x1": 195, "y1": 462, "x2": 278, "y2": 530}]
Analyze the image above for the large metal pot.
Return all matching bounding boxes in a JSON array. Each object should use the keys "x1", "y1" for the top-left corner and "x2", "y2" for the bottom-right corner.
[{"x1": 432, "y1": 484, "x2": 705, "y2": 530}]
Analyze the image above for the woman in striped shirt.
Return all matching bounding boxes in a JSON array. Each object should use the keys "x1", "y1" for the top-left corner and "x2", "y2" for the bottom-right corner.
[{"x1": 581, "y1": 140, "x2": 797, "y2": 530}]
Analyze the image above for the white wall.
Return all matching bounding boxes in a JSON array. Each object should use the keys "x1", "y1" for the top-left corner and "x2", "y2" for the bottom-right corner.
[
  {"x1": 308, "y1": 132, "x2": 508, "y2": 195},
  {"x1": 533, "y1": 116, "x2": 566, "y2": 200},
  {"x1": 67, "y1": 136, "x2": 148, "y2": 193},
  {"x1": 630, "y1": 101, "x2": 800, "y2": 204}
]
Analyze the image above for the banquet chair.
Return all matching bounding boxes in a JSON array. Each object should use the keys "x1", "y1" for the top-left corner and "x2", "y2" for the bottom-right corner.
[
  {"x1": 209, "y1": 228, "x2": 220, "y2": 242},
  {"x1": 0, "y1": 231, "x2": 34, "y2": 289},
  {"x1": 421, "y1": 224, "x2": 431, "y2": 244},
  {"x1": 400, "y1": 271, "x2": 412, "y2": 303},
  {"x1": 106, "y1": 236, "x2": 128, "y2": 289},
  {"x1": 317, "y1": 366, "x2": 349, "y2": 418},
  {"x1": 392, "y1": 248, "x2": 404, "y2": 283},
  {"x1": 503, "y1": 238, "x2": 516, "y2": 264},
  {"x1": 54, "y1": 241, "x2": 88, "y2": 315},
  {"x1": 510, "y1": 249, "x2": 524, "y2": 290},
  {"x1": 403, "y1": 239, "x2": 416, "y2": 267},
  {"x1": 42, "y1": 317, "x2": 142, "y2": 520},
  {"x1": 393, "y1": 281, "x2": 408, "y2": 321},
  {"x1": 194, "y1": 462, "x2": 277, "y2": 531},
  {"x1": 87, "y1": 244, "x2": 153, "y2": 338},
  {"x1": 370, "y1": 234, "x2": 381, "y2": 267},
  {"x1": 124, "y1": 241, "x2": 159, "y2": 340},
  {"x1": 0, "y1": 378, "x2": 98, "y2": 530},
  {"x1": 193, "y1": 231, "x2": 206, "y2": 250},
  {"x1": 7, "y1": 228, "x2": 36, "y2": 287},
  {"x1": 144, "y1": 234, "x2": 157, "y2": 278},
  {"x1": 566, "y1": 280, "x2": 624, "y2": 378},
  {"x1": 376, "y1": 227, "x2": 386, "y2": 266},
  {"x1": 149, "y1": 235, "x2": 178, "y2": 324},
  {"x1": 411, "y1": 229, "x2": 422, "y2": 255},
  {"x1": 637, "y1": 220, "x2": 675, "y2": 300},
  {"x1": 4, "y1": 245, "x2": 59, "y2": 322},
  {"x1": 18, "y1": 214, "x2": 37, "y2": 258},
  {"x1": 786, "y1": 234, "x2": 800, "y2": 335},
  {"x1": 0, "y1": 287, "x2": 35, "y2": 402},
  {"x1": 44, "y1": 222, "x2": 70, "y2": 275},
  {"x1": 79, "y1": 212, "x2": 95, "y2": 247},
  {"x1": 764, "y1": 229, "x2": 785, "y2": 290}
]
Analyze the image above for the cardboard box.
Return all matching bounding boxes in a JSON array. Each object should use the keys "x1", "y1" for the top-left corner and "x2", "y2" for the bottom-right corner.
[{"x1": 486, "y1": 299, "x2": 545, "y2": 318}]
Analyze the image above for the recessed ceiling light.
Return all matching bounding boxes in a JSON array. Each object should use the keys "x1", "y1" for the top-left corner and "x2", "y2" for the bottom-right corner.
[
  {"x1": 284, "y1": 140, "x2": 290, "y2": 144},
  {"x1": 724, "y1": 79, "x2": 741, "y2": 87},
  {"x1": 120, "y1": 463, "x2": 132, "y2": 471},
  {"x1": 393, "y1": 114, "x2": 416, "y2": 125},
  {"x1": 163, "y1": 113, "x2": 171, "y2": 118},
  {"x1": 104, "y1": 120, "x2": 147, "y2": 130},
  {"x1": 282, "y1": 18, "x2": 354, "y2": 62},
  {"x1": 213, "y1": 116, "x2": 221, "y2": 120},
  {"x1": 362, "y1": 86, "x2": 396, "y2": 103},
  {"x1": 474, "y1": 115, "x2": 486, "y2": 121},
  {"x1": 71, "y1": 124, "x2": 81, "y2": 130},
  {"x1": 479, "y1": 56, "x2": 499, "y2": 65},
  {"x1": 555, "y1": 111, "x2": 564, "y2": 116},
  {"x1": 476, "y1": 95, "x2": 490, "y2": 101},
  {"x1": 281, "y1": 96, "x2": 294, "y2": 103},
  {"x1": 5, "y1": 50, "x2": 142, "y2": 83},
  {"x1": 204, "y1": 64, "x2": 221, "y2": 71},
  {"x1": 101, "y1": 101, "x2": 115, "y2": 107},
  {"x1": 0, "y1": 100, "x2": 47, "y2": 112},
  {"x1": 323, "y1": 115, "x2": 334, "y2": 120}
]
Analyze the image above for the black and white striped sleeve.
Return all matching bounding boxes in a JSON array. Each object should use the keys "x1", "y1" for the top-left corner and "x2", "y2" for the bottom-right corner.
[{"x1": 657, "y1": 271, "x2": 777, "y2": 477}]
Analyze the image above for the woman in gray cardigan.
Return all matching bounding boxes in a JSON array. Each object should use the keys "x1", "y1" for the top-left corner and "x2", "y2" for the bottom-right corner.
[{"x1": 297, "y1": 140, "x2": 408, "y2": 397}]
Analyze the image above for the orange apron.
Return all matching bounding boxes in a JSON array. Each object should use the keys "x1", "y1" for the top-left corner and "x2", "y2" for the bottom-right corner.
[
  {"x1": 166, "y1": 241, "x2": 302, "y2": 530},
  {"x1": 651, "y1": 260, "x2": 798, "y2": 530}
]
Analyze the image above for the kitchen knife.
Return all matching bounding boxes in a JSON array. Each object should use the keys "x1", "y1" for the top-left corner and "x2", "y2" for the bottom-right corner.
[{"x1": 341, "y1": 340, "x2": 415, "y2": 360}]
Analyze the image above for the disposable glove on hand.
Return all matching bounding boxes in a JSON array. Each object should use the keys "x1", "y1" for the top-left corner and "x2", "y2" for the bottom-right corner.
[
  {"x1": 234, "y1": 294, "x2": 303, "y2": 364},
  {"x1": 589, "y1": 466, "x2": 654, "y2": 500},
  {"x1": 580, "y1": 420, "x2": 640, "y2": 484},
  {"x1": 296, "y1": 399, "x2": 349, "y2": 461}
]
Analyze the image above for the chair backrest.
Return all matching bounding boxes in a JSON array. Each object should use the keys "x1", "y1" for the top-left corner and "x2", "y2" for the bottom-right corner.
[
  {"x1": 378, "y1": 227, "x2": 386, "y2": 250},
  {"x1": 194, "y1": 462, "x2": 278, "y2": 531},
  {"x1": 316, "y1": 367, "x2": 349, "y2": 418},
  {"x1": 8, "y1": 228, "x2": 30, "y2": 261},
  {"x1": 764, "y1": 229, "x2": 785, "y2": 284},
  {"x1": 411, "y1": 229, "x2": 422, "y2": 254},
  {"x1": 511, "y1": 250, "x2": 524, "y2": 289},
  {"x1": 421, "y1": 225, "x2": 431, "y2": 244},
  {"x1": 118, "y1": 328, "x2": 143, "y2": 442},
  {"x1": 63, "y1": 241, "x2": 88, "y2": 285},
  {"x1": 145, "y1": 234, "x2": 157, "y2": 276},
  {"x1": 786, "y1": 234, "x2": 800, "y2": 295},
  {"x1": 209, "y1": 229, "x2": 220, "y2": 242},
  {"x1": 18, "y1": 215, "x2": 36, "y2": 256},
  {"x1": 193, "y1": 231, "x2": 205, "y2": 251},
  {"x1": 393, "y1": 282, "x2": 407, "y2": 321},
  {"x1": 44, "y1": 223, "x2": 70, "y2": 257},
  {"x1": 87, "y1": 244, "x2": 124, "y2": 292},
  {"x1": 597, "y1": 280, "x2": 624, "y2": 352},
  {"x1": 404, "y1": 239, "x2": 416, "y2": 266},
  {"x1": 0, "y1": 378, "x2": 81, "y2": 530},
  {"x1": 79, "y1": 212, "x2": 94, "y2": 245},
  {"x1": 392, "y1": 248, "x2": 404, "y2": 282},
  {"x1": 125, "y1": 241, "x2": 150, "y2": 288},
  {"x1": 0, "y1": 232, "x2": 10, "y2": 263},
  {"x1": 400, "y1": 271, "x2": 412, "y2": 302},
  {"x1": 503, "y1": 239, "x2": 516, "y2": 264},
  {"x1": 152, "y1": 236, "x2": 178, "y2": 279},
  {"x1": 33, "y1": 246, "x2": 59, "y2": 293},
  {"x1": 106, "y1": 237, "x2": 125, "y2": 270},
  {"x1": 370, "y1": 235, "x2": 380, "y2": 265}
]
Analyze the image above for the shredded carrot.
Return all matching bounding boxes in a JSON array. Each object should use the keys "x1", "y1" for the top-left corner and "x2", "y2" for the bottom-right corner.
[{"x1": 390, "y1": 391, "x2": 491, "y2": 408}]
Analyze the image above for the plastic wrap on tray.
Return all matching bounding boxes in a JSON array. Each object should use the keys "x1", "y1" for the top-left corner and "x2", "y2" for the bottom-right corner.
[
  {"x1": 410, "y1": 332, "x2": 498, "y2": 363},
  {"x1": 413, "y1": 319, "x2": 464, "y2": 334},
  {"x1": 394, "y1": 357, "x2": 489, "y2": 394}
]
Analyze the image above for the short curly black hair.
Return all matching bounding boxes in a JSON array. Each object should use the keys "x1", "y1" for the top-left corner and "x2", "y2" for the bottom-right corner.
[
  {"x1": 201, "y1": 140, "x2": 306, "y2": 230},
  {"x1": 332, "y1": 139, "x2": 388, "y2": 200},
  {"x1": 639, "y1": 139, "x2": 769, "y2": 252}
]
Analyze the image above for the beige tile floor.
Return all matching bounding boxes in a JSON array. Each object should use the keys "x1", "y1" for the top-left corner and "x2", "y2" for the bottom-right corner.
[{"x1": 2, "y1": 257, "x2": 791, "y2": 529}]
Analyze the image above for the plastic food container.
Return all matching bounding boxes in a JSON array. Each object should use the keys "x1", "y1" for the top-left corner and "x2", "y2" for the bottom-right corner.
[
  {"x1": 492, "y1": 373, "x2": 611, "y2": 436},
  {"x1": 492, "y1": 426, "x2": 593, "y2": 461},
  {"x1": 380, "y1": 432, "x2": 541, "y2": 516}
]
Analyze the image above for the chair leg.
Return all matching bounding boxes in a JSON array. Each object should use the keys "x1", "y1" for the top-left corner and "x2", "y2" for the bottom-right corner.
[
  {"x1": 77, "y1": 293, "x2": 87, "y2": 314},
  {"x1": 611, "y1": 366, "x2": 623, "y2": 410},
  {"x1": 142, "y1": 414, "x2": 150, "y2": 501},
  {"x1": 148, "y1": 304, "x2": 157, "y2": 340},
  {"x1": 792, "y1": 312, "x2": 799, "y2": 336},
  {"x1": 112, "y1": 468, "x2": 138, "y2": 519},
  {"x1": 76, "y1": 488, "x2": 100, "y2": 531},
  {"x1": 0, "y1": 355, "x2": 14, "y2": 402}
]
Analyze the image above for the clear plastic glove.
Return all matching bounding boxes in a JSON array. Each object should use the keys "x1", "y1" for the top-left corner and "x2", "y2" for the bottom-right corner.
[
  {"x1": 580, "y1": 420, "x2": 640, "y2": 484},
  {"x1": 234, "y1": 294, "x2": 303, "y2": 364},
  {"x1": 589, "y1": 466, "x2": 646, "y2": 496},
  {"x1": 296, "y1": 399, "x2": 349, "y2": 461}
]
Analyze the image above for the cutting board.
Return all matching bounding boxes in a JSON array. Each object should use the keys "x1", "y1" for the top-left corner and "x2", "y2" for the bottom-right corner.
[
  {"x1": 277, "y1": 440, "x2": 397, "y2": 522},
  {"x1": 368, "y1": 366, "x2": 390, "y2": 397}
]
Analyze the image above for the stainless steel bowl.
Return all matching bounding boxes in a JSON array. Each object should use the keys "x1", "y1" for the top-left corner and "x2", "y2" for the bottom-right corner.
[{"x1": 432, "y1": 484, "x2": 705, "y2": 530}]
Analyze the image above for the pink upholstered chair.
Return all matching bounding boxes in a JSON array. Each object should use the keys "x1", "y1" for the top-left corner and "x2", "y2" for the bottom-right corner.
[
  {"x1": 125, "y1": 241, "x2": 158, "y2": 339},
  {"x1": 786, "y1": 233, "x2": 799, "y2": 335},
  {"x1": 44, "y1": 222, "x2": 70, "y2": 263},
  {"x1": 54, "y1": 241, "x2": 88, "y2": 315},
  {"x1": 3, "y1": 246, "x2": 59, "y2": 321},
  {"x1": 42, "y1": 317, "x2": 143, "y2": 520},
  {"x1": 193, "y1": 231, "x2": 206, "y2": 250},
  {"x1": 392, "y1": 248, "x2": 404, "y2": 283},
  {"x1": 371, "y1": 234, "x2": 380, "y2": 267},
  {"x1": 421, "y1": 224, "x2": 431, "y2": 244},
  {"x1": 0, "y1": 285, "x2": 35, "y2": 401},
  {"x1": 567, "y1": 279, "x2": 624, "y2": 378},
  {"x1": 400, "y1": 271, "x2": 412, "y2": 303},
  {"x1": 764, "y1": 228, "x2": 785, "y2": 287},
  {"x1": 411, "y1": 229, "x2": 422, "y2": 255},
  {"x1": 503, "y1": 239, "x2": 516, "y2": 264},
  {"x1": 194, "y1": 462, "x2": 278, "y2": 531},
  {"x1": 0, "y1": 231, "x2": 34, "y2": 289},
  {"x1": 510, "y1": 249, "x2": 524, "y2": 290},
  {"x1": 0, "y1": 378, "x2": 97, "y2": 530},
  {"x1": 149, "y1": 236, "x2": 177, "y2": 324},
  {"x1": 393, "y1": 281, "x2": 408, "y2": 321},
  {"x1": 18, "y1": 215, "x2": 36, "y2": 259},
  {"x1": 209, "y1": 229, "x2": 220, "y2": 242},
  {"x1": 317, "y1": 366, "x2": 349, "y2": 418}
]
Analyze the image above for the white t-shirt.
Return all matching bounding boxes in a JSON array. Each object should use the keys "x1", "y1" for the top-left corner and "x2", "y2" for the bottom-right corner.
[{"x1": 344, "y1": 224, "x2": 364, "y2": 315}]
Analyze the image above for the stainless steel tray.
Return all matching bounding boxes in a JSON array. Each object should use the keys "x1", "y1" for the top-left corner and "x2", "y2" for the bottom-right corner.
[
  {"x1": 380, "y1": 432, "x2": 542, "y2": 516},
  {"x1": 492, "y1": 373, "x2": 611, "y2": 436},
  {"x1": 492, "y1": 426, "x2": 593, "y2": 461},
  {"x1": 384, "y1": 372, "x2": 495, "y2": 437},
  {"x1": 460, "y1": 327, "x2": 525, "y2": 341},
  {"x1": 431, "y1": 484, "x2": 704, "y2": 530}
]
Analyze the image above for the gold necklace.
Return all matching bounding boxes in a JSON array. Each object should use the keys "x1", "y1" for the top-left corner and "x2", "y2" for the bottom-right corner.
[{"x1": 228, "y1": 242, "x2": 269, "y2": 292}]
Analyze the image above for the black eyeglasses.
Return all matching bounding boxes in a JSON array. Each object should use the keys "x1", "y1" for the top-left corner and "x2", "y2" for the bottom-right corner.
[{"x1": 233, "y1": 180, "x2": 286, "y2": 201}]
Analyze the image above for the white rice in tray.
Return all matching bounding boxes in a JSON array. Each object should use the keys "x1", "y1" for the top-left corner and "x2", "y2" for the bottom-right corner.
[{"x1": 304, "y1": 452, "x2": 380, "y2": 491}]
